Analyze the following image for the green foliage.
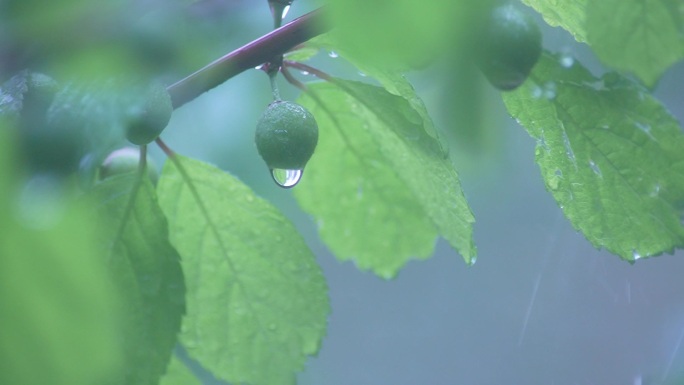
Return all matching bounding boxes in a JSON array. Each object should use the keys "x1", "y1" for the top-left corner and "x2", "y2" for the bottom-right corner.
[
  {"x1": 159, "y1": 357, "x2": 201, "y2": 385},
  {"x1": 294, "y1": 83, "x2": 439, "y2": 278},
  {"x1": 3, "y1": 1, "x2": 684, "y2": 384},
  {"x1": 295, "y1": 79, "x2": 476, "y2": 276},
  {"x1": 522, "y1": 0, "x2": 684, "y2": 86},
  {"x1": 0, "y1": 131, "x2": 124, "y2": 385},
  {"x1": 325, "y1": 0, "x2": 490, "y2": 67},
  {"x1": 157, "y1": 156, "x2": 329, "y2": 385},
  {"x1": 0, "y1": 71, "x2": 82, "y2": 175},
  {"x1": 586, "y1": 0, "x2": 684, "y2": 87},
  {"x1": 502, "y1": 52, "x2": 684, "y2": 260},
  {"x1": 521, "y1": 0, "x2": 588, "y2": 42},
  {"x1": 90, "y1": 173, "x2": 185, "y2": 385}
]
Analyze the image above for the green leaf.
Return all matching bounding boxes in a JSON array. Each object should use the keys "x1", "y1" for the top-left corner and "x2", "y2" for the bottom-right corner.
[
  {"x1": 522, "y1": 0, "x2": 684, "y2": 87},
  {"x1": 159, "y1": 356, "x2": 201, "y2": 385},
  {"x1": 0, "y1": 130, "x2": 124, "y2": 385},
  {"x1": 521, "y1": 0, "x2": 588, "y2": 42},
  {"x1": 586, "y1": 0, "x2": 684, "y2": 87},
  {"x1": 295, "y1": 80, "x2": 476, "y2": 276},
  {"x1": 283, "y1": 46, "x2": 319, "y2": 62},
  {"x1": 325, "y1": 0, "x2": 482, "y2": 67},
  {"x1": 307, "y1": 34, "x2": 446, "y2": 145},
  {"x1": 502, "y1": 52, "x2": 684, "y2": 261},
  {"x1": 157, "y1": 155, "x2": 329, "y2": 385},
  {"x1": 91, "y1": 174, "x2": 185, "y2": 385},
  {"x1": 295, "y1": 87, "x2": 438, "y2": 278}
]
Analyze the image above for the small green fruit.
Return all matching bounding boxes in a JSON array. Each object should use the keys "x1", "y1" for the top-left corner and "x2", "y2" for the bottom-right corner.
[
  {"x1": 125, "y1": 83, "x2": 173, "y2": 145},
  {"x1": 255, "y1": 100, "x2": 318, "y2": 170},
  {"x1": 476, "y1": 2, "x2": 542, "y2": 91},
  {"x1": 98, "y1": 147, "x2": 159, "y2": 183}
]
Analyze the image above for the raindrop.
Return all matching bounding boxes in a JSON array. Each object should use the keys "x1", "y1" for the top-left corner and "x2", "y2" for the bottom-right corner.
[
  {"x1": 299, "y1": 70, "x2": 310, "y2": 76},
  {"x1": 635, "y1": 121, "x2": 654, "y2": 139},
  {"x1": 270, "y1": 168, "x2": 302, "y2": 188},
  {"x1": 530, "y1": 86, "x2": 542, "y2": 98},
  {"x1": 328, "y1": 51, "x2": 339, "y2": 58},
  {"x1": 586, "y1": 79, "x2": 606, "y2": 91},
  {"x1": 650, "y1": 183, "x2": 661, "y2": 197},
  {"x1": 559, "y1": 54, "x2": 574, "y2": 68},
  {"x1": 562, "y1": 131, "x2": 576, "y2": 165},
  {"x1": 543, "y1": 82, "x2": 557, "y2": 99},
  {"x1": 268, "y1": 0, "x2": 292, "y2": 28},
  {"x1": 358, "y1": 71, "x2": 367, "y2": 77},
  {"x1": 632, "y1": 249, "x2": 642, "y2": 261},
  {"x1": 538, "y1": 136, "x2": 550, "y2": 153},
  {"x1": 589, "y1": 159, "x2": 602, "y2": 177},
  {"x1": 548, "y1": 169, "x2": 562, "y2": 190}
]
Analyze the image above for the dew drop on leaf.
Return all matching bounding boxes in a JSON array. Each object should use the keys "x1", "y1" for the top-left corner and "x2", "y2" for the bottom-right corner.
[
  {"x1": 542, "y1": 82, "x2": 557, "y2": 99},
  {"x1": 649, "y1": 183, "x2": 661, "y2": 197},
  {"x1": 632, "y1": 249, "x2": 642, "y2": 261},
  {"x1": 589, "y1": 159, "x2": 602, "y2": 177},
  {"x1": 270, "y1": 168, "x2": 303, "y2": 188},
  {"x1": 328, "y1": 51, "x2": 339, "y2": 58},
  {"x1": 530, "y1": 85, "x2": 542, "y2": 98},
  {"x1": 559, "y1": 54, "x2": 574, "y2": 68}
]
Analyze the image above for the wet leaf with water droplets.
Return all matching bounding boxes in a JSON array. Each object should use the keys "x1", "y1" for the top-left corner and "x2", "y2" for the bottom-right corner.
[
  {"x1": 523, "y1": 0, "x2": 684, "y2": 86},
  {"x1": 157, "y1": 156, "x2": 329, "y2": 385},
  {"x1": 503, "y1": 52, "x2": 684, "y2": 261},
  {"x1": 522, "y1": 0, "x2": 588, "y2": 42},
  {"x1": 586, "y1": 0, "x2": 684, "y2": 87},
  {"x1": 295, "y1": 79, "x2": 475, "y2": 277}
]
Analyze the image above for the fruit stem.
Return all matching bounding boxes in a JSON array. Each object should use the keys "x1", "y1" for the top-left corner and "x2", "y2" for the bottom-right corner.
[
  {"x1": 166, "y1": 6, "x2": 330, "y2": 109},
  {"x1": 156, "y1": 138, "x2": 176, "y2": 158},
  {"x1": 280, "y1": 65, "x2": 307, "y2": 91},
  {"x1": 138, "y1": 144, "x2": 148, "y2": 175},
  {"x1": 283, "y1": 60, "x2": 334, "y2": 82},
  {"x1": 269, "y1": 72, "x2": 282, "y2": 101}
]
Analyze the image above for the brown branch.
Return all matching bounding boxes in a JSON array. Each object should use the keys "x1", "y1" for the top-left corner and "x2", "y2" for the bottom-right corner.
[{"x1": 167, "y1": 6, "x2": 331, "y2": 109}]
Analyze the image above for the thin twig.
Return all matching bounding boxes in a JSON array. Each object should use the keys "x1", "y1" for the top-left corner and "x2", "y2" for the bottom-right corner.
[
  {"x1": 283, "y1": 60, "x2": 334, "y2": 82},
  {"x1": 156, "y1": 137, "x2": 176, "y2": 158},
  {"x1": 167, "y1": 6, "x2": 330, "y2": 109}
]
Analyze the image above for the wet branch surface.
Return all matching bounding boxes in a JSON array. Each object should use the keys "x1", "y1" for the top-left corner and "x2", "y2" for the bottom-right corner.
[{"x1": 167, "y1": 7, "x2": 330, "y2": 109}]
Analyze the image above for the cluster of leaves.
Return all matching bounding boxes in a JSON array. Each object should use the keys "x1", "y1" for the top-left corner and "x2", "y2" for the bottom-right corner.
[{"x1": 2, "y1": 0, "x2": 684, "y2": 385}]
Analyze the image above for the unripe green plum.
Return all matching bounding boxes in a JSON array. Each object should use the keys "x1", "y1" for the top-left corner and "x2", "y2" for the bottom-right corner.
[
  {"x1": 125, "y1": 83, "x2": 173, "y2": 145},
  {"x1": 255, "y1": 100, "x2": 318, "y2": 171},
  {"x1": 98, "y1": 147, "x2": 159, "y2": 184},
  {"x1": 476, "y1": 2, "x2": 542, "y2": 91}
]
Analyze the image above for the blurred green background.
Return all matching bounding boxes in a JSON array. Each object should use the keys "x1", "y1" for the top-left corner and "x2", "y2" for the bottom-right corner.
[{"x1": 3, "y1": 0, "x2": 684, "y2": 384}]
